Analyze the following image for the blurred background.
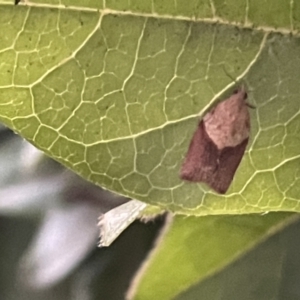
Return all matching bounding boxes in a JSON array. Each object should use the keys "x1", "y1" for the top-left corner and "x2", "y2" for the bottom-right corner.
[{"x1": 0, "y1": 124, "x2": 165, "y2": 300}]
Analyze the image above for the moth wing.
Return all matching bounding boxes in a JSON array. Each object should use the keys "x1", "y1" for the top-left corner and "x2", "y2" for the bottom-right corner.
[
  {"x1": 180, "y1": 121, "x2": 219, "y2": 183},
  {"x1": 180, "y1": 121, "x2": 248, "y2": 194},
  {"x1": 210, "y1": 138, "x2": 248, "y2": 194}
]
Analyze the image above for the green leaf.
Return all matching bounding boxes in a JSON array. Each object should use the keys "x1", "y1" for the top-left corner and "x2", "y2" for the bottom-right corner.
[
  {"x1": 131, "y1": 213, "x2": 298, "y2": 300},
  {"x1": 1, "y1": 2, "x2": 300, "y2": 214}
]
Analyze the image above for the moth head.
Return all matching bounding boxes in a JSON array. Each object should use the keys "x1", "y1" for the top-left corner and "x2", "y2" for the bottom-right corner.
[
  {"x1": 233, "y1": 86, "x2": 255, "y2": 109},
  {"x1": 233, "y1": 86, "x2": 247, "y2": 99}
]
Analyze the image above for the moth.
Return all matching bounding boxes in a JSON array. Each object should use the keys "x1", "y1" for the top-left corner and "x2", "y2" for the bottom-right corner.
[{"x1": 180, "y1": 87, "x2": 251, "y2": 194}]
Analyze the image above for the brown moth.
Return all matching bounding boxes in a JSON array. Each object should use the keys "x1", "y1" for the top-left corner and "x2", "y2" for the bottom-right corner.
[{"x1": 180, "y1": 87, "x2": 251, "y2": 194}]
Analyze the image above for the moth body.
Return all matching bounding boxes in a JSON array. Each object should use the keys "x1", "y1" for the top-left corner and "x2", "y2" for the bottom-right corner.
[{"x1": 180, "y1": 87, "x2": 250, "y2": 194}]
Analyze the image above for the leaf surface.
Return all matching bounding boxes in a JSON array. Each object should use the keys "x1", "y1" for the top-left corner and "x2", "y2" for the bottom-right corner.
[{"x1": 0, "y1": 1, "x2": 299, "y2": 214}]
